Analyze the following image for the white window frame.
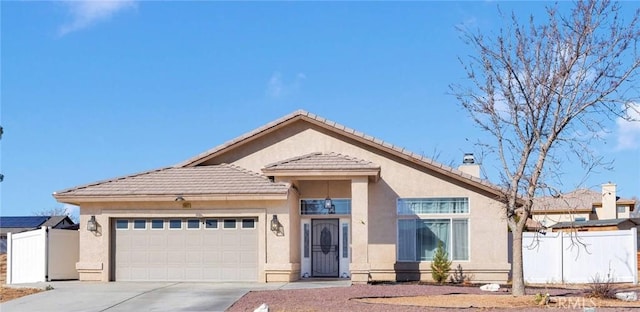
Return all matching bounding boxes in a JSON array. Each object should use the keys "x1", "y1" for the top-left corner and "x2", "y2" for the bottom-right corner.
[
  {"x1": 169, "y1": 219, "x2": 182, "y2": 230},
  {"x1": 133, "y1": 219, "x2": 146, "y2": 230},
  {"x1": 151, "y1": 219, "x2": 164, "y2": 230},
  {"x1": 241, "y1": 218, "x2": 256, "y2": 229},
  {"x1": 115, "y1": 220, "x2": 128, "y2": 230},
  {"x1": 396, "y1": 197, "x2": 471, "y2": 262},
  {"x1": 186, "y1": 219, "x2": 200, "y2": 230},
  {"x1": 223, "y1": 219, "x2": 237, "y2": 230},
  {"x1": 204, "y1": 219, "x2": 218, "y2": 230}
]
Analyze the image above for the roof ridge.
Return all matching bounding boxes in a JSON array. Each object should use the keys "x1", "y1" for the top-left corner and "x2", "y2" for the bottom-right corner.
[
  {"x1": 174, "y1": 109, "x2": 504, "y2": 196},
  {"x1": 53, "y1": 167, "x2": 173, "y2": 195},
  {"x1": 219, "y1": 163, "x2": 289, "y2": 185}
]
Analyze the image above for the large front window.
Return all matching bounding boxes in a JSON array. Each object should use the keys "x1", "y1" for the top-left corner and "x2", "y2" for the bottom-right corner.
[{"x1": 397, "y1": 198, "x2": 469, "y2": 261}]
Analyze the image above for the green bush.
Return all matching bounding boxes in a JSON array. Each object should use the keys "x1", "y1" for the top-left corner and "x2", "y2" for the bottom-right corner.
[{"x1": 431, "y1": 241, "x2": 451, "y2": 284}]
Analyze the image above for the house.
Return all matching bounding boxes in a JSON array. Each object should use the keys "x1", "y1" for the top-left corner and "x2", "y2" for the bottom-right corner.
[
  {"x1": 530, "y1": 184, "x2": 637, "y2": 230},
  {"x1": 0, "y1": 216, "x2": 76, "y2": 253},
  {"x1": 53, "y1": 110, "x2": 510, "y2": 284}
]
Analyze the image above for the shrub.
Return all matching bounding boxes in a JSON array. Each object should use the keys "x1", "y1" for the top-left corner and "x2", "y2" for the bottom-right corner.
[
  {"x1": 431, "y1": 241, "x2": 451, "y2": 284},
  {"x1": 587, "y1": 272, "x2": 616, "y2": 299},
  {"x1": 449, "y1": 264, "x2": 472, "y2": 284}
]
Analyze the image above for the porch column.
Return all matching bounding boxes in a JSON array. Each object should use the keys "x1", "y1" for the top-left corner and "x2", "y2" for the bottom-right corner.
[{"x1": 350, "y1": 177, "x2": 370, "y2": 283}]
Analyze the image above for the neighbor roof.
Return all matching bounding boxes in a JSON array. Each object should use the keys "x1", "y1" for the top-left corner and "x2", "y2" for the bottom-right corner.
[
  {"x1": 0, "y1": 216, "x2": 50, "y2": 228},
  {"x1": 54, "y1": 164, "x2": 290, "y2": 203},
  {"x1": 532, "y1": 188, "x2": 636, "y2": 213},
  {"x1": 0, "y1": 215, "x2": 75, "y2": 236},
  {"x1": 550, "y1": 218, "x2": 640, "y2": 229},
  {"x1": 179, "y1": 110, "x2": 506, "y2": 198}
]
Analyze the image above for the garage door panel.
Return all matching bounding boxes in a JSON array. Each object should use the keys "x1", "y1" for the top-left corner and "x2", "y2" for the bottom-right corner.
[{"x1": 114, "y1": 218, "x2": 258, "y2": 282}]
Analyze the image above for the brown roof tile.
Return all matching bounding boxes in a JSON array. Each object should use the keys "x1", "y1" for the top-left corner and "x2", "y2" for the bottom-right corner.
[
  {"x1": 54, "y1": 164, "x2": 289, "y2": 197},
  {"x1": 263, "y1": 152, "x2": 380, "y2": 172}
]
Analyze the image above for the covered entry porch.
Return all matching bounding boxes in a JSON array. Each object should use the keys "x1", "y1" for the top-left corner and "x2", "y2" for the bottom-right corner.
[{"x1": 262, "y1": 152, "x2": 380, "y2": 283}]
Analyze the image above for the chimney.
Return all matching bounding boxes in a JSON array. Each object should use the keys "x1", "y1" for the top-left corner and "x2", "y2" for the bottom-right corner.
[
  {"x1": 458, "y1": 153, "x2": 480, "y2": 178},
  {"x1": 601, "y1": 183, "x2": 617, "y2": 219}
]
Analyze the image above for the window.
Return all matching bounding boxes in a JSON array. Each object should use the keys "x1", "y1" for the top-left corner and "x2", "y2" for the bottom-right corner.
[
  {"x1": 342, "y1": 223, "x2": 349, "y2": 258},
  {"x1": 300, "y1": 199, "x2": 351, "y2": 215},
  {"x1": 115, "y1": 220, "x2": 128, "y2": 230},
  {"x1": 223, "y1": 219, "x2": 236, "y2": 229},
  {"x1": 397, "y1": 198, "x2": 469, "y2": 215},
  {"x1": 169, "y1": 219, "x2": 182, "y2": 229},
  {"x1": 303, "y1": 223, "x2": 310, "y2": 258},
  {"x1": 133, "y1": 220, "x2": 146, "y2": 230},
  {"x1": 187, "y1": 219, "x2": 200, "y2": 229},
  {"x1": 151, "y1": 220, "x2": 164, "y2": 229},
  {"x1": 205, "y1": 219, "x2": 218, "y2": 229},
  {"x1": 617, "y1": 206, "x2": 626, "y2": 213},
  {"x1": 397, "y1": 198, "x2": 470, "y2": 262},
  {"x1": 242, "y1": 219, "x2": 255, "y2": 229},
  {"x1": 575, "y1": 217, "x2": 586, "y2": 222},
  {"x1": 398, "y1": 219, "x2": 469, "y2": 261}
]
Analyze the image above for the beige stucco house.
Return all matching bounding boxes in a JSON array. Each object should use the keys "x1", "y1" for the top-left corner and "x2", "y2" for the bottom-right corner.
[{"x1": 54, "y1": 110, "x2": 510, "y2": 284}]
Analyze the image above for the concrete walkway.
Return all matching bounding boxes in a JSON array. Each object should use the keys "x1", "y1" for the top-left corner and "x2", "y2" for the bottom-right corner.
[{"x1": 1, "y1": 280, "x2": 350, "y2": 312}]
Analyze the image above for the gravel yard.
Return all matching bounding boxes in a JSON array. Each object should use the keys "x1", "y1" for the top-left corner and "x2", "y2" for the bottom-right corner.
[{"x1": 227, "y1": 283, "x2": 640, "y2": 312}]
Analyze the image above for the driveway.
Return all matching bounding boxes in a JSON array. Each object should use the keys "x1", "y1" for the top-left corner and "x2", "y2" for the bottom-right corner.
[{"x1": 1, "y1": 280, "x2": 349, "y2": 312}]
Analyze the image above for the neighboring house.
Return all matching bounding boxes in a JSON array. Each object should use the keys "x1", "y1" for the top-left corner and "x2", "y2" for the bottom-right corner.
[
  {"x1": 53, "y1": 110, "x2": 510, "y2": 284},
  {"x1": 529, "y1": 184, "x2": 637, "y2": 230},
  {"x1": 0, "y1": 216, "x2": 76, "y2": 253}
]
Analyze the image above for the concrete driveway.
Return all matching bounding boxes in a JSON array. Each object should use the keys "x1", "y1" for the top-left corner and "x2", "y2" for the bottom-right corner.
[{"x1": 1, "y1": 280, "x2": 349, "y2": 312}]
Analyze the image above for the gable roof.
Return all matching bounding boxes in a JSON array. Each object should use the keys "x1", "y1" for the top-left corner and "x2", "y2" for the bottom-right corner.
[
  {"x1": 532, "y1": 188, "x2": 636, "y2": 213},
  {"x1": 54, "y1": 164, "x2": 290, "y2": 204},
  {"x1": 532, "y1": 189, "x2": 600, "y2": 213},
  {"x1": 179, "y1": 110, "x2": 506, "y2": 198}
]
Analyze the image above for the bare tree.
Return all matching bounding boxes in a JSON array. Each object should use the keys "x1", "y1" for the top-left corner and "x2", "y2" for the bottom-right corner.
[
  {"x1": 33, "y1": 206, "x2": 78, "y2": 223},
  {"x1": 451, "y1": 0, "x2": 640, "y2": 296}
]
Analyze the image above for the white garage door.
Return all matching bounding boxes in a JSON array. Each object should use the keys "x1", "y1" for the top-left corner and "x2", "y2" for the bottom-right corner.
[{"x1": 113, "y1": 218, "x2": 258, "y2": 281}]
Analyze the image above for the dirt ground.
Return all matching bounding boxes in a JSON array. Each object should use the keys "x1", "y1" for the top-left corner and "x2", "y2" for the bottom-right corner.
[
  {"x1": 228, "y1": 283, "x2": 640, "y2": 312},
  {"x1": 0, "y1": 253, "x2": 43, "y2": 303}
]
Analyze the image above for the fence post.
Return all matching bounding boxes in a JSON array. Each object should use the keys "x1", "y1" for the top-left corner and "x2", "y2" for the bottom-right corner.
[{"x1": 7, "y1": 232, "x2": 12, "y2": 284}]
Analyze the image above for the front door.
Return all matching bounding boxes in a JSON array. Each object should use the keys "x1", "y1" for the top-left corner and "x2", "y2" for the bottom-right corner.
[{"x1": 311, "y1": 219, "x2": 339, "y2": 277}]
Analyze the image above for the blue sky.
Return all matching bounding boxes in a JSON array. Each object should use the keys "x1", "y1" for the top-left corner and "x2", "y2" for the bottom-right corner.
[{"x1": 2, "y1": 1, "x2": 639, "y2": 218}]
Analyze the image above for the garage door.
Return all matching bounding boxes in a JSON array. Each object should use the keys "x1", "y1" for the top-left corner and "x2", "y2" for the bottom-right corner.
[{"x1": 112, "y1": 218, "x2": 258, "y2": 281}]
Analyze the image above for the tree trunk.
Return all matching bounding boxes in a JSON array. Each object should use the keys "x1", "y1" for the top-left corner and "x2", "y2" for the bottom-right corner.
[{"x1": 511, "y1": 229, "x2": 525, "y2": 296}]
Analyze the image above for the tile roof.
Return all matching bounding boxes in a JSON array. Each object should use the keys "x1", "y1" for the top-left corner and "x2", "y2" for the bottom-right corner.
[
  {"x1": 178, "y1": 110, "x2": 506, "y2": 198},
  {"x1": 532, "y1": 189, "x2": 600, "y2": 212},
  {"x1": 54, "y1": 164, "x2": 289, "y2": 197},
  {"x1": 263, "y1": 152, "x2": 380, "y2": 171}
]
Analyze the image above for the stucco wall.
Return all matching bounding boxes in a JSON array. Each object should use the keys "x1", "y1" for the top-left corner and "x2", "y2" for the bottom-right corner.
[{"x1": 205, "y1": 121, "x2": 510, "y2": 282}]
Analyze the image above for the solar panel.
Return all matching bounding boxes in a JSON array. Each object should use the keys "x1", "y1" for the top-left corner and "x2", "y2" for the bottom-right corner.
[{"x1": 0, "y1": 216, "x2": 50, "y2": 228}]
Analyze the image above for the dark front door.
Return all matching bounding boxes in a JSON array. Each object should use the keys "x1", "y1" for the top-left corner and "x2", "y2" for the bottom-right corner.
[{"x1": 311, "y1": 219, "x2": 339, "y2": 277}]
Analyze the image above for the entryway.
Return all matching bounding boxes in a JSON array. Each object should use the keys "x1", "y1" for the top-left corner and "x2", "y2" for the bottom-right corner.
[{"x1": 311, "y1": 219, "x2": 339, "y2": 277}]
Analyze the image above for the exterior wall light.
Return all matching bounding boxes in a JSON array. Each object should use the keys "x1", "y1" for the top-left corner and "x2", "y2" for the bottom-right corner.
[
  {"x1": 324, "y1": 197, "x2": 332, "y2": 211},
  {"x1": 270, "y1": 215, "x2": 280, "y2": 232},
  {"x1": 87, "y1": 215, "x2": 98, "y2": 232}
]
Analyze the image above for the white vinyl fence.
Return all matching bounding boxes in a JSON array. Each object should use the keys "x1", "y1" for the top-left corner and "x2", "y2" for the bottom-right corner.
[
  {"x1": 523, "y1": 229, "x2": 638, "y2": 284},
  {"x1": 7, "y1": 226, "x2": 79, "y2": 284}
]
